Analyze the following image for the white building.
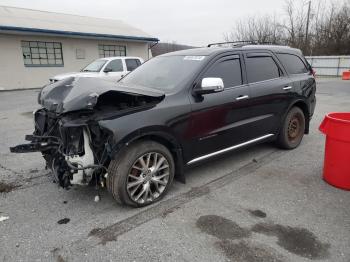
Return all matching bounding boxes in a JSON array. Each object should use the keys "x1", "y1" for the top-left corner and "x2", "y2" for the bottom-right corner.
[{"x1": 0, "y1": 6, "x2": 158, "y2": 90}]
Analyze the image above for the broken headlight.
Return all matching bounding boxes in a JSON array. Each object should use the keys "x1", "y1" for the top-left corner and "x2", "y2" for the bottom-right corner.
[{"x1": 60, "y1": 127, "x2": 85, "y2": 156}]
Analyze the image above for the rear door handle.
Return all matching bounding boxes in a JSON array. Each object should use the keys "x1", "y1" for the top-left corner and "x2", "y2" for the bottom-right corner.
[
  {"x1": 236, "y1": 95, "x2": 249, "y2": 101},
  {"x1": 283, "y1": 86, "x2": 292, "y2": 90}
]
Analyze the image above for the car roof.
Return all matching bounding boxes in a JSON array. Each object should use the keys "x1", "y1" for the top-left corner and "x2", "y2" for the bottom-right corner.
[
  {"x1": 99, "y1": 56, "x2": 143, "y2": 61},
  {"x1": 160, "y1": 45, "x2": 303, "y2": 57}
]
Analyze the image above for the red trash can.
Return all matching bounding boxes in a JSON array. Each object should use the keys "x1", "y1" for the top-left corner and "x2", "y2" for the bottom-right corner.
[{"x1": 319, "y1": 113, "x2": 350, "y2": 190}]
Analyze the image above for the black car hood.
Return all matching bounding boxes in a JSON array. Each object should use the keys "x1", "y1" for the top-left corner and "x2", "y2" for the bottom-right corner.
[{"x1": 39, "y1": 77, "x2": 165, "y2": 114}]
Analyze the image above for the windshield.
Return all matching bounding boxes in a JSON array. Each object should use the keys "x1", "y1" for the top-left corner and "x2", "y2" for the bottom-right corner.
[
  {"x1": 120, "y1": 55, "x2": 207, "y2": 91},
  {"x1": 81, "y1": 59, "x2": 107, "y2": 72}
]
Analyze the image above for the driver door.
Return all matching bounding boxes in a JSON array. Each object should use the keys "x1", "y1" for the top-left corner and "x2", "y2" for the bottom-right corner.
[
  {"x1": 186, "y1": 54, "x2": 253, "y2": 162},
  {"x1": 102, "y1": 59, "x2": 126, "y2": 82}
]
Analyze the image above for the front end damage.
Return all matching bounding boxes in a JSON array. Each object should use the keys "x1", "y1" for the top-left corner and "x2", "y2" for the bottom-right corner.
[
  {"x1": 11, "y1": 109, "x2": 112, "y2": 187},
  {"x1": 10, "y1": 77, "x2": 164, "y2": 188}
]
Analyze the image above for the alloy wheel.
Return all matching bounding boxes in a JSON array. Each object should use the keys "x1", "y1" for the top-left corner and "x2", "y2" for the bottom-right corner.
[{"x1": 127, "y1": 152, "x2": 170, "y2": 204}]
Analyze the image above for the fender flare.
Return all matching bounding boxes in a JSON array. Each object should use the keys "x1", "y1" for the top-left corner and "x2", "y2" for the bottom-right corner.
[
  {"x1": 111, "y1": 126, "x2": 186, "y2": 183},
  {"x1": 282, "y1": 99, "x2": 310, "y2": 134}
]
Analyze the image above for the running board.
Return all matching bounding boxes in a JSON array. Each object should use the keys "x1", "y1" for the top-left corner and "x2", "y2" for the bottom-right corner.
[{"x1": 187, "y1": 134, "x2": 274, "y2": 165}]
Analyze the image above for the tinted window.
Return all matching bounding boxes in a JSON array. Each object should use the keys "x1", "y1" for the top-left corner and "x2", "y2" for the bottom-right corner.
[
  {"x1": 126, "y1": 59, "x2": 141, "y2": 71},
  {"x1": 277, "y1": 53, "x2": 308, "y2": 74},
  {"x1": 246, "y1": 56, "x2": 281, "y2": 83},
  {"x1": 203, "y1": 58, "x2": 242, "y2": 87},
  {"x1": 106, "y1": 59, "x2": 123, "y2": 72}
]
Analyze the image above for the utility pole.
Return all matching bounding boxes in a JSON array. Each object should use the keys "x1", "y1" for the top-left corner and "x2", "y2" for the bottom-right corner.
[{"x1": 305, "y1": 1, "x2": 311, "y2": 54}]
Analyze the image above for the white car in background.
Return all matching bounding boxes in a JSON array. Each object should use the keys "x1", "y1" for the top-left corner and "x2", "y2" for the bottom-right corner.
[{"x1": 49, "y1": 56, "x2": 144, "y2": 83}]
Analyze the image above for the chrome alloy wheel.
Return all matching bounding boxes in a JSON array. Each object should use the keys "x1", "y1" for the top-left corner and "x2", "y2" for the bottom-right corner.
[{"x1": 127, "y1": 152, "x2": 170, "y2": 204}]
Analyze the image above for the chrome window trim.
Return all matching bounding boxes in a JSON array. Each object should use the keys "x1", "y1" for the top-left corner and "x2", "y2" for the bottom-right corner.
[
  {"x1": 224, "y1": 83, "x2": 249, "y2": 90},
  {"x1": 247, "y1": 76, "x2": 284, "y2": 85}
]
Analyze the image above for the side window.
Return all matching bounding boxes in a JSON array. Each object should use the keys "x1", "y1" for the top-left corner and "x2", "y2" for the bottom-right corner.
[
  {"x1": 106, "y1": 59, "x2": 123, "y2": 72},
  {"x1": 203, "y1": 58, "x2": 242, "y2": 88},
  {"x1": 246, "y1": 56, "x2": 281, "y2": 83},
  {"x1": 277, "y1": 53, "x2": 308, "y2": 74},
  {"x1": 126, "y1": 59, "x2": 141, "y2": 71}
]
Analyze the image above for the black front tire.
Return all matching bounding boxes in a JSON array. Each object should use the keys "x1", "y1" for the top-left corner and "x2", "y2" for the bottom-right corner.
[
  {"x1": 277, "y1": 107, "x2": 305, "y2": 149},
  {"x1": 107, "y1": 140, "x2": 175, "y2": 207}
]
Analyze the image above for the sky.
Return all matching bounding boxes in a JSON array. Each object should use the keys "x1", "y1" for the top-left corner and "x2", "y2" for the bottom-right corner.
[{"x1": 0, "y1": 0, "x2": 287, "y2": 46}]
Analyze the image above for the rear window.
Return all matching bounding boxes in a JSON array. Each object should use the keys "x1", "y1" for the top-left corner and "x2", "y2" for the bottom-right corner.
[
  {"x1": 277, "y1": 53, "x2": 308, "y2": 74},
  {"x1": 246, "y1": 56, "x2": 281, "y2": 83},
  {"x1": 126, "y1": 59, "x2": 141, "y2": 71}
]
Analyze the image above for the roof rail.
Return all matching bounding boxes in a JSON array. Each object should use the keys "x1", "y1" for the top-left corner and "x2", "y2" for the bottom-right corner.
[{"x1": 207, "y1": 40, "x2": 277, "y2": 48}]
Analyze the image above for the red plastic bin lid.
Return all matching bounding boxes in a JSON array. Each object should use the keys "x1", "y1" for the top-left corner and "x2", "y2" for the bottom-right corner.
[{"x1": 319, "y1": 113, "x2": 350, "y2": 142}]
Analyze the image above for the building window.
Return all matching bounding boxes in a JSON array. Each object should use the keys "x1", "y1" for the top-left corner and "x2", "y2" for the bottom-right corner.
[
  {"x1": 21, "y1": 41, "x2": 64, "y2": 67},
  {"x1": 98, "y1": 44, "x2": 126, "y2": 58},
  {"x1": 76, "y1": 48, "x2": 86, "y2": 59}
]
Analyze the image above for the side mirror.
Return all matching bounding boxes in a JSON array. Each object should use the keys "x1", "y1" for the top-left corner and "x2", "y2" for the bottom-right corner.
[
  {"x1": 103, "y1": 67, "x2": 112, "y2": 73},
  {"x1": 194, "y1": 77, "x2": 224, "y2": 95}
]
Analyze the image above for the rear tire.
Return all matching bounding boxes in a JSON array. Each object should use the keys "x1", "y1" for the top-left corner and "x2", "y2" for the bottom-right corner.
[
  {"x1": 107, "y1": 140, "x2": 175, "y2": 207},
  {"x1": 277, "y1": 107, "x2": 305, "y2": 149}
]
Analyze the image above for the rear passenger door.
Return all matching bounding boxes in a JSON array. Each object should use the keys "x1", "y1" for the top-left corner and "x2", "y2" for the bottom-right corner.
[
  {"x1": 244, "y1": 52, "x2": 295, "y2": 137},
  {"x1": 125, "y1": 58, "x2": 142, "y2": 73}
]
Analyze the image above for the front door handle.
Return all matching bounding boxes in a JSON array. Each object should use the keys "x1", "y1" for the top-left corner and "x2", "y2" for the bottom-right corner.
[
  {"x1": 236, "y1": 95, "x2": 249, "y2": 101},
  {"x1": 283, "y1": 86, "x2": 292, "y2": 90}
]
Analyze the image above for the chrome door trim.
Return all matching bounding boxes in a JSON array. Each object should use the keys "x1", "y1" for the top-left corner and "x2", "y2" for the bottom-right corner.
[
  {"x1": 236, "y1": 95, "x2": 249, "y2": 101},
  {"x1": 187, "y1": 134, "x2": 274, "y2": 165}
]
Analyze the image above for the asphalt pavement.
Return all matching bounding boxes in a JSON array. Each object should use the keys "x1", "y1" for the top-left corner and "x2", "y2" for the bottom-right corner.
[{"x1": 0, "y1": 79, "x2": 349, "y2": 262}]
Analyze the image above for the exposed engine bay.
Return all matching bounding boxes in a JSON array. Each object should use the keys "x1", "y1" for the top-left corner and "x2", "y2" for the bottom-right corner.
[{"x1": 10, "y1": 77, "x2": 164, "y2": 188}]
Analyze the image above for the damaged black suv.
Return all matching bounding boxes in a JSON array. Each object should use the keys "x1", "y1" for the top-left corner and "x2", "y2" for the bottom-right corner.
[{"x1": 11, "y1": 44, "x2": 316, "y2": 207}]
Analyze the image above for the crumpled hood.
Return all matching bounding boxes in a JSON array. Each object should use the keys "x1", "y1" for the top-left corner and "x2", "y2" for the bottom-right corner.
[
  {"x1": 51, "y1": 72, "x2": 99, "y2": 80},
  {"x1": 39, "y1": 77, "x2": 165, "y2": 114}
]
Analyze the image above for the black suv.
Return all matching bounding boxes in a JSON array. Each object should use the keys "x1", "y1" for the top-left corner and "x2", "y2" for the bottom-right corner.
[{"x1": 11, "y1": 44, "x2": 316, "y2": 207}]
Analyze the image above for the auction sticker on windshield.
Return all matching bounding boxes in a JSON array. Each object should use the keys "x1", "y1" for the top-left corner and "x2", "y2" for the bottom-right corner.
[{"x1": 184, "y1": 56, "x2": 206, "y2": 61}]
